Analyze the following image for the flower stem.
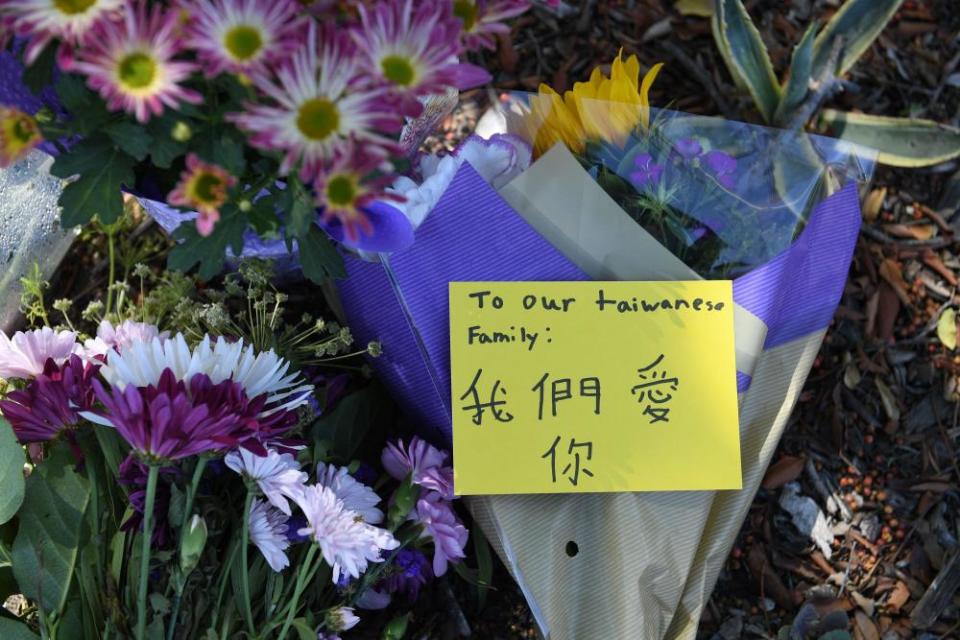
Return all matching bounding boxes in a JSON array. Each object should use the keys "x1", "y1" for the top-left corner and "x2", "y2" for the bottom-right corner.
[
  {"x1": 277, "y1": 545, "x2": 317, "y2": 640},
  {"x1": 180, "y1": 457, "x2": 208, "y2": 536},
  {"x1": 240, "y1": 491, "x2": 256, "y2": 636},
  {"x1": 106, "y1": 229, "x2": 117, "y2": 315},
  {"x1": 136, "y1": 465, "x2": 160, "y2": 640}
]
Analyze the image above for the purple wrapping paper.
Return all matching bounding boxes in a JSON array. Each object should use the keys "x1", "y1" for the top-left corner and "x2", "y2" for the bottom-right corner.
[{"x1": 337, "y1": 162, "x2": 862, "y2": 451}]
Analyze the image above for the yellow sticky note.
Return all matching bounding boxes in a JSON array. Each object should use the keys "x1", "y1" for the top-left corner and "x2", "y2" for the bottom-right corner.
[{"x1": 450, "y1": 281, "x2": 741, "y2": 495}]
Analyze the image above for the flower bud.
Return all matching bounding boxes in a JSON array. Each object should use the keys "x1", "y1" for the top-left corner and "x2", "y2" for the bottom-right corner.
[
  {"x1": 171, "y1": 121, "x2": 192, "y2": 142},
  {"x1": 179, "y1": 514, "x2": 207, "y2": 574}
]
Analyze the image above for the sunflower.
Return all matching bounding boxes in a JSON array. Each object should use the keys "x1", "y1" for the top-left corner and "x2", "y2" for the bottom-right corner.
[{"x1": 525, "y1": 52, "x2": 663, "y2": 158}]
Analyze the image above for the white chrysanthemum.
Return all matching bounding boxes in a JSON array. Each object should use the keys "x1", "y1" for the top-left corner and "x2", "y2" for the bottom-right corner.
[
  {"x1": 225, "y1": 448, "x2": 307, "y2": 515},
  {"x1": 98, "y1": 334, "x2": 313, "y2": 413},
  {"x1": 326, "y1": 606, "x2": 359, "y2": 633},
  {"x1": 316, "y1": 463, "x2": 384, "y2": 524},
  {"x1": 295, "y1": 484, "x2": 399, "y2": 584},
  {"x1": 248, "y1": 498, "x2": 291, "y2": 572},
  {"x1": 0, "y1": 328, "x2": 80, "y2": 380},
  {"x1": 83, "y1": 319, "x2": 170, "y2": 358}
]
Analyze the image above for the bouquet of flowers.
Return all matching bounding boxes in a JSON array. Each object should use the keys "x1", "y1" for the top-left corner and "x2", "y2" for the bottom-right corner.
[
  {"x1": 0, "y1": 242, "x2": 470, "y2": 639},
  {"x1": 332, "y1": 53, "x2": 877, "y2": 639}
]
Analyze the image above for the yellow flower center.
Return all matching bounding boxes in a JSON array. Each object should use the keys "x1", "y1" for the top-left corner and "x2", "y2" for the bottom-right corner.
[
  {"x1": 191, "y1": 172, "x2": 224, "y2": 204},
  {"x1": 452, "y1": 0, "x2": 478, "y2": 32},
  {"x1": 53, "y1": 0, "x2": 96, "y2": 15},
  {"x1": 296, "y1": 98, "x2": 339, "y2": 141},
  {"x1": 380, "y1": 55, "x2": 416, "y2": 87},
  {"x1": 224, "y1": 25, "x2": 263, "y2": 61},
  {"x1": 12, "y1": 116, "x2": 39, "y2": 145},
  {"x1": 326, "y1": 175, "x2": 356, "y2": 207},
  {"x1": 117, "y1": 52, "x2": 157, "y2": 90}
]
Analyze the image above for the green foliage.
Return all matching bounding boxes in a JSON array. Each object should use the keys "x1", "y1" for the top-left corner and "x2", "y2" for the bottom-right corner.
[
  {"x1": 298, "y1": 226, "x2": 347, "y2": 284},
  {"x1": 0, "y1": 618, "x2": 40, "y2": 640},
  {"x1": 50, "y1": 135, "x2": 136, "y2": 226},
  {"x1": 0, "y1": 418, "x2": 25, "y2": 525},
  {"x1": 104, "y1": 121, "x2": 153, "y2": 162},
  {"x1": 709, "y1": 0, "x2": 960, "y2": 167},
  {"x1": 311, "y1": 382, "x2": 395, "y2": 463},
  {"x1": 168, "y1": 204, "x2": 246, "y2": 279},
  {"x1": 12, "y1": 445, "x2": 92, "y2": 616}
]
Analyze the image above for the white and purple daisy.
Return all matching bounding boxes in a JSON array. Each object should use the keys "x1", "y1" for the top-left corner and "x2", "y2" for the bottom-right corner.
[
  {"x1": 71, "y1": 1, "x2": 201, "y2": 122},
  {"x1": 228, "y1": 24, "x2": 401, "y2": 182},
  {"x1": 295, "y1": 484, "x2": 399, "y2": 584},
  {"x1": 248, "y1": 498, "x2": 291, "y2": 572},
  {"x1": 316, "y1": 462, "x2": 384, "y2": 524},
  {"x1": 3, "y1": 0, "x2": 125, "y2": 64},
  {"x1": 352, "y1": 0, "x2": 490, "y2": 117},
  {"x1": 225, "y1": 447, "x2": 307, "y2": 515},
  {"x1": 182, "y1": 0, "x2": 304, "y2": 78}
]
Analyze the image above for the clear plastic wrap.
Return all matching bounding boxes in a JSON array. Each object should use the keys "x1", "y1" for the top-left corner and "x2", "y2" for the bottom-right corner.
[{"x1": 334, "y1": 97, "x2": 877, "y2": 639}]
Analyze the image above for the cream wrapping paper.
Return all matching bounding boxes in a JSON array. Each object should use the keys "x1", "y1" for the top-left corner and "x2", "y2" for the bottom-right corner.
[{"x1": 462, "y1": 143, "x2": 826, "y2": 639}]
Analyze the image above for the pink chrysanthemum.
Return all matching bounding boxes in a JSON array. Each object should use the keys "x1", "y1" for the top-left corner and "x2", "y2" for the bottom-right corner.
[
  {"x1": 228, "y1": 24, "x2": 401, "y2": 182},
  {"x1": 0, "y1": 327, "x2": 79, "y2": 380},
  {"x1": 352, "y1": 0, "x2": 490, "y2": 117},
  {"x1": 0, "y1": 107, "x2": 43, "y2": 168},
  {"x1": 182, "y1": 0, "x2": 304, "y2": 78},
  {"x1": 314, "y1": 142, "x2": 400, "y2": 243},
  {"x1": 71, "y1": 1, "x2": 201, "y2": 123},
  {"x1": 167, "y1": 153, "x2": 237, "y2": 236},
  {"x1": 453, "y1": 0, "x2": 530, "y2": 51},
  {"x1": 2, "y1": 0, "x2": 126, "y2": 64}
]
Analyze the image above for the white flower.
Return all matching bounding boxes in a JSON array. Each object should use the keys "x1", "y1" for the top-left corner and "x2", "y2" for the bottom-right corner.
[
  {"x1": 248, "y1": 498, "x2": 291, "y2": 572},
  {"x1": 99, "y1": 334, "x2": 313, "y2": 413},
  {"x1": 83, "y1": 319, "x2": 170, "y2": 358},
  {"x1": 295, "y1": 485, "x2": 399, "y2": 584},
  {"x1": 386, "y1": 133, "x2": 531, "y2": 230},
  {"x1": 316, "y1": 463, "x2": 384, "y2": 524},
  {"x1": 225, "y1": 448, "x2": 307, "y2": 515},
  {"x1": 326, "y1": 606, "x2": 359, "y2": 633},
  {"x1": 0, "y1": 328, "x2": 79, "y2": 380}
]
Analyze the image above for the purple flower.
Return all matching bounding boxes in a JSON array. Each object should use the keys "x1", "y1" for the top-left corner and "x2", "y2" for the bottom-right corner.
[
  {"x1": 382, "y1": 437, "x2": 453, "y2": 499},
  {"x1": 629, "y1": 153, "x2": 664, "y2": 188},
  {"x1": 119, "y1": 455, "x2": 175, "y2": 546},
  {"x1": 702, "y1": 150, "x2": 737, "y2": 189},
  {"x1": 379, "y1": 548, "x2": 432, "y2": 601},
  {"x1": 454, "y1": 0, "x2": 531, "y2": 52},
  {"x1": 0, "y1": 355, "x2": 98, "y2": 443},
  {"x1": 92, "y1": 369, "x2": 259, "y2": 462},
  {"x1": 673, "y1": 137, "x2": 703, "y2": 160},
  {"x1": 413, "y1": 492, "x2": 468, "y2": 576},
  {"x1": 285, "y1": 515, "x2": 311, "y2": 544}
]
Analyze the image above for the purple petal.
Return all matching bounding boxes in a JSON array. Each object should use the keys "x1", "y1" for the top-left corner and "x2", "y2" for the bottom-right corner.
[
  {"x1": 703, "y1": 150, "x2": 737, "y2": 176},
  {"x1": 674, "y1": 137, "x2": 703, "y2": 160},
  {"x1": 633, "y1": 152, "x2": 654, "y2": 170},
  {"x1": 448, "y1": 62, "x2": 493, "y2": 90},
  {"x1": 319, "y1": 201, "x2": 415, "y2": 253}
]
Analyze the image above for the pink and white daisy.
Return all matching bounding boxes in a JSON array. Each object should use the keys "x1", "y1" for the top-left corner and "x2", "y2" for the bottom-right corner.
[
  {"x1": 316, "y1": 462, "x2": 384, "y2": 524},
  {"x1": 0, "y1": 328, "x2": 79, "y2": 380},
  {"x1": 314, "y1": 142, "x2": 400, "y2": 243},
  {"x1": 82, "y1": 319, "x2": 169, "y2": 359},
  {"x1": 248, "y1": 498, "x2": 291, "y2": 572},
  {"x1": 71, "y1": 1, "x2": 201, "y2": 123},
  {"x1": 453, "y1": 0, "x2": 530, "y2": 52},
  {"x1": 225, "y1": 447, "x2": 307, "y2": 515},
  {"x1": 0, "y1": 107, "x2": 43, "y2": 168},
  {"x1": 295, "y1": 484, "x2": 399, "y2": 584},
  {"x1": 228, "y1": 24, "x2": 401, "y2": 182},
  {"x1": 352, "y1": 0, "x2": 490, "y2": 117},
  {"x1": 2, "y1": 0, "x2": 126, "y2": 64},
  {"x1": 182, "y1": 0, "x2": 304, "y2": 78},
  {"x1": 167, "y1": 153, "x2": 237, "y2": 236},
  {"x1": 325, "y1": 607, "x2": 359, "y2": 633}
]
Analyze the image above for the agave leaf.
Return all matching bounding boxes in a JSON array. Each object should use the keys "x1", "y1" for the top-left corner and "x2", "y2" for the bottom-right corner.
[
  {"x1": 774, "y1": 23, "x2": 818, "y2": 127},
  {"x1": 712, "y1": 0, "x2": 781, "y2": 122},
  {"x1": 820, "y1": 109, "x2": 960, "y2": 167},
  {"x1": 812, "y1": 0, "x2": 904, "y2": 77}
]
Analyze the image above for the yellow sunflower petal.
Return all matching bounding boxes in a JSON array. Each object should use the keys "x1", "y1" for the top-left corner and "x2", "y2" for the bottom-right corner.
[{"x1": 639, "y1": 62, "x2": 664, "y2": 129}]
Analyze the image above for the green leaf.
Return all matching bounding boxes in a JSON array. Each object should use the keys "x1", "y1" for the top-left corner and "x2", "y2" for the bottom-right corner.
[
  {"x1": 310, "y1": 383, "x2": 394, "y2": 463},
  {"x1": 0, "y1": 566, "x2": 18, "y2": 602},
  {"x1": 283, "y1": 177, "x2": 315, "y2": 240},
  {"x1": 774, "y1": 22, "x2": 817, "y2": 126},
  {"x1": 0, "y1": 419, "x2": 25, "y2": 525},
  {"x1": 298, "y1": 226, "x2": 346, "y2": 284},
  {"x1": 22, "y1": 43, "x2": 57, "y2": 95},
  {"x1": 712, "y1": 0, "x2": 781, "y2": 122},
  {"x1": 11, "y1": 446, "x2": 91, "y2": 615},
  {"x1": 167, "y1": 205, "x2": 246, "y2": 279},
  {"x1": 820, "y1": 109, "x2": 960, "y2": 167},
  {"x1": 194, "y1": 126, "x2": 245, "y2": 175},
  {"x1": 104, "y1": 121, "x2": 152, "y2": 162},
  {"x1": 0, "y1": 618, "x2": 40, "y2": 640},
  {"x1": 381, "y1": 613, "x2": 409, "y2": 640},
  {"x1": 53, "y1": 74, "x2": 109, "y2": 134},
  {"x1": 473, "y1": 525, "x2": 493, "y2": 612},
  {"x1": 291, "y1": 618, "x2": 316, "y2": 640},
  {"x1": 812, "y1": 0, "x2": 903, "y2": 78},
  {"x1": 50, "y1": 136, "x2": 135, "y2": 226}
]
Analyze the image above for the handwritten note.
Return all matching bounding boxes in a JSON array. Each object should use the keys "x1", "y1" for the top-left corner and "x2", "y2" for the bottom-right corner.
[{"x1": 450, "y1": 281, "x2": 742, "y2": 495}]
